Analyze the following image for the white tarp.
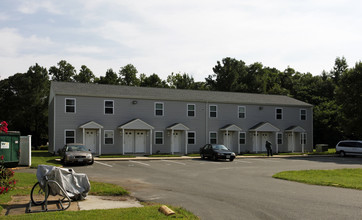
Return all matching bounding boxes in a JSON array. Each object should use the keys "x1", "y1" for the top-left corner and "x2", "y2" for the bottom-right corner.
[{"x1": 36, "y1": 165, "x2": 90, "y2": 201}]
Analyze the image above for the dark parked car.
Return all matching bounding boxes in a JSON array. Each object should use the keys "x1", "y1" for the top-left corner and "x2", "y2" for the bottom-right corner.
[
  {"x1": 60, "y1": 143, "x2": 94, "y2": 165},
  {"x1": 200, "y1": 144, "x2": 236, "y2": 161}
]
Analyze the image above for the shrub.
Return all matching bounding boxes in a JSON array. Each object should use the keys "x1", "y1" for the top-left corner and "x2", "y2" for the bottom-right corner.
[{"x1": 0, "y1": 155, "x2": 16, "y2": 194}]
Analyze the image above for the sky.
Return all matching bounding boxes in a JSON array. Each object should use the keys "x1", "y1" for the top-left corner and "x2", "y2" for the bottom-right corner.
[{"x1": 0, "y1": 0, "x2": 361, "y2": 81}]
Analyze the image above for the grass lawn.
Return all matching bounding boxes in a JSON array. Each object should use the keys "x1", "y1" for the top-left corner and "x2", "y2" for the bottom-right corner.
[
  {"x1": 146, "y1": 154, "x2": 182, "y2": 157},
  {"x1": 0, "y1": 172, "x2": 198, "y2": 219},
  {"x1": 273, "y1": 168, "x2": 362, "y2": 190},
  {"x1": 30, "y1": 150, "x2": 62, "y2": 168}
]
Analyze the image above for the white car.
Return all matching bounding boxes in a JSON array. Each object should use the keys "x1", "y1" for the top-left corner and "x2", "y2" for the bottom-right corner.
[{"x1": 336, "y1": 140, "x2": 362, "y2": 157}]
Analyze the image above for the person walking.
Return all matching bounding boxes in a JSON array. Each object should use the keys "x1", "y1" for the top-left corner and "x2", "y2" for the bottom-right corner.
[{"x1": 265, "y1": 141, "x2": 273, "y2": 156}]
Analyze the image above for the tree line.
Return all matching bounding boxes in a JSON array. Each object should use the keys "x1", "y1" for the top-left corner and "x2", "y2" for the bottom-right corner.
[{"x1": 1, "y1": 57, "x2": 361, "y2": 148}]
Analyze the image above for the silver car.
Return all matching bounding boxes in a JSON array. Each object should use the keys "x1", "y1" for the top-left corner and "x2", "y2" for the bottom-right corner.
[{"x1": 60, "y1": 143, "x2": 94, "y2": 165}]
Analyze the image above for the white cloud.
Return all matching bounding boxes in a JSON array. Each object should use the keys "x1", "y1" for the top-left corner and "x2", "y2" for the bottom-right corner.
[{"x1": 17, "y1": 0, "x2": 62, "y2": 14}]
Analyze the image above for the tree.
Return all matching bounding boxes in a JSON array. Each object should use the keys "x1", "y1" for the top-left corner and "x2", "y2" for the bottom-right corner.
[
  {"x1": 49, "y1": 60, "x2": 76, "y2": 82},
  {"x1": 0, "y1": 64, "x2": 49, "y2": 147},
  {"x1": 119, "y1": 64, "x2": 140, "y2": 86},
  {"x1": 96, "y1": 69, "x2": 119, "y2": 85},
  {"x1": 74, "y1": 65, "x2": 95, "y2": 83},
  {"x1": 336, "y1": 61, "x2": 362, "y2": 139},
  {"x1": 140, "y1": 73, "x2": 167, "y2": 88},
  {"x1": 167, "y1": 73, "x2": 195, "y2": 89},
  {"x1": 330, "y1": 56, "x2": 348, "y2": 84},
  {"x1": 206, "y1": 57, "x2": 248, "y2": 92}
]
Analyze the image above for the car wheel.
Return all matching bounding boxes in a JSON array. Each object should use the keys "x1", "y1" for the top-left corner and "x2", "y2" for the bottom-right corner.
[
  {"x1": 340, "y1": 151, "x2": 346, "y2": 157},
  {"x1": 212, "y1": 154, "x2": 217, "y2": 161},
  {"x1": 201, "y1": 154, "x2": 205, "y2": 160},
  {"x1": 229, "y1": 158, "x2": 234, "y2": 162},
  {"x1": 88, "y1": 158, "x2": 94, "y2": 165}
]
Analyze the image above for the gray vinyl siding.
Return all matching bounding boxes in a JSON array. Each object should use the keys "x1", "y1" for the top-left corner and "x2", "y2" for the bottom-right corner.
[{"x1": 49, "y1": 82, "x2": 313, "y2": 155}]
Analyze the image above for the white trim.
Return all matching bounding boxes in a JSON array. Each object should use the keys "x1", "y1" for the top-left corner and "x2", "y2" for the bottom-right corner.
[
  {"x1": 104, "y1": 100, "x2": 114, "y2": 115},
  {"x1": 155, "y1": 131, "x2": 164, "y2": 145},
  {"x1": 209, "y1": 104, "x2": 218, "y2": 118},
  {"x1": 65, "y1": 98, "x2": 76, "y2": 113},
  {"x1": 187, "y1": 103, "x2": 196, "y2": 117},
  {"x1": 64, "y1": 129, "x2": 76, "y2": 144},
  {"x1": 104, "y1": 130, "x2": 114, "y2": 145},
  {"x1": 238, "y1": 106, "x2": 246, "y2": 119},
  {"x1": 275, "y1": 107, "x2": 283, "y2": 120},
  {"x1": 154, "y1": 102, "x2": 164, "y2": 116}
]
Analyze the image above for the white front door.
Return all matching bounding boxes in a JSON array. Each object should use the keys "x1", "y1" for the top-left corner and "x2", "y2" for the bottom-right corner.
[
  {"x1": 124, "y1": 131, "x2": 134, "y2": 153},
  {"x1": 135, "y1": 131, "x2": 146, "y2": 153},
  {"x1": 288, "y1": 133, "x2": 293, "y2": 152},
  {"x1": 260, "y1": 133, "x2": 270, "y2": 152},
  {"x1": 173, "y1": 131, "x2": 181, "y2": 153},
  {"x1": 223, "y1": 132, "x2": 233, "y2": 150},
  {"x1": 85, "y1": 130, "x2": 97, "y2": 153}
]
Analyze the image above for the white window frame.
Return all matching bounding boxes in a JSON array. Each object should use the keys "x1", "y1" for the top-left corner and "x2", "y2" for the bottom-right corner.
[
  {"x1": 187, "y1": 131, "x2": 196, "y2": 145},
  {"x1": 239, "y1": 132, "x2": 246, "y2": 145},
  {"x1": 300, "y1": 109, "x2": 307, "y2": 120},
  {"x1": 155, "y1": 102, "x2": 164, "y2": 116},
  {"x1": 104, "y1": 100, "x2": 114, "y2": 115},
  {"x1": 64, "y1": 129, "x2": 76, "y2": 144},
  {"x1": 277, "y1": 133, "x2": 283, "y2": 145},
  {"x1": 65, "y1": 98, "x2": 76, "y2": 113},
  {"x1": 300, "y1": 133, "x2": 307, "y2": 145},
  {"x1": 155, "y1": 131, "x2": 164, "y2": 145},
  {"x1": 275, "y1": 108, "x2": 283, "y2": 120},
  {"x1": 209, "y1": 131, "x2": 217, "y2": 144},
  {"x1": 104, "y1": 130, "x2": 114, "y2": 145},
  {"x1": 187, "y1": 104, "x2": 196, "y2": 117},
  {"x1": 238, "y1": 106, "x2": 246, "y2": 119},
  {"x1": 209, "y1": 105, "x2": 217, "y2": 118}
]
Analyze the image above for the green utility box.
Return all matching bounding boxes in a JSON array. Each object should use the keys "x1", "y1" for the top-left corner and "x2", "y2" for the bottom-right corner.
[{"x1": 0, "y1": 131, "x2": 20, "y2": 167}]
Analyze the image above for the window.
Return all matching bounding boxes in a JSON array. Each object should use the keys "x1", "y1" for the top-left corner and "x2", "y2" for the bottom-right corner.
[
  {"x1": 65, "y1": 98, "x2": 76, "y2": 113},
  {"x1": 155, "y1": 102, "x2": 164, "y2": 116},
  {"x1": 188, "y1": 131, "x2": 196, "y2": 145},
  {"x1": 277, "y1": 133, "x2": 283, "y2": 145},
  {"x1": 300, "y1": 109, "x2": 307, "y2": 120},
  {"x1": 209, "y1": 132, "x2": 217, "y2": 144},
  {"x1": 300, "y1": 133, "x2": 307, "y2": 145},
  {"x1": 65, "y1": 130, "x2": 75, "y2": 144},
  {"x1": 238, "y1": 106, "x2": 246, "y2": 119},
  {"x1": 239, "y1": 132, "x2": 246, "y2": 144},
  {"x1": 104, "y1": 100, "x2": 114, "y2": 114},
  {"x1": 155, "y1": 131, "x2": 163, "y2": 144},
  {"x1": 209, "y1": 105, "x2": 217, "y2": 118},
  {"x1": 104, "y1": 130, "x2": 114, "y2": 144},
  {"x1": 187, "y1": 104, "x2": 195, "y2": 117},
  {"x1": 276, "y1": 108, "x2": 283, "y2": 120}
]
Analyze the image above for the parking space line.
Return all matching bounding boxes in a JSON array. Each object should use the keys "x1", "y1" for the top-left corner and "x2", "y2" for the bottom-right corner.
[
  {"x1": 236, "y1": 160, "x2": 252, "y2": 163},
  {"x1": 94, "y1": 161, "x2": 113, "y2": 167},
  {"x1": 161, "y1": 160, "x2": 186, "y2": 165},
  {"x1": 130, "y1": 160, "x2": 151, "y2": 166}
]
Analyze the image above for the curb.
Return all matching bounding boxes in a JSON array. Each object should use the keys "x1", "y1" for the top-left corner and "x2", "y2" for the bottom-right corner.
[{"x1": 94, "y1": 154, "x2": 336, "y2": 161}]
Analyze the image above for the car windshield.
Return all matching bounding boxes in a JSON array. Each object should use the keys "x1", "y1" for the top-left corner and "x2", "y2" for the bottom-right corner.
[
  {"x1": 67, "y1": 145, "x2": 87, "y2": 152},
  {"x1": 212, "y1": 145, "x2": 228, "y2": 151}
]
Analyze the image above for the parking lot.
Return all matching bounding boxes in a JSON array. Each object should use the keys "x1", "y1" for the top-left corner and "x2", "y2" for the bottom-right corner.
[{"x1": 72, "y1": 156, "x2": 362, "y2": 220}]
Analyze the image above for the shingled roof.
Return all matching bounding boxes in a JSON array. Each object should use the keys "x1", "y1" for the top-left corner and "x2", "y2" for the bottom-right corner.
[{"x1": 50, "y1": 81, "x2": 312, "y2": 107}]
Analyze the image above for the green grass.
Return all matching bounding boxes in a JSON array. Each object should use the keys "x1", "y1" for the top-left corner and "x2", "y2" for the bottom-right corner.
[
  {"x1": 146, "y1": 154, "x2": 182, "y2": 157},
  {"x1": 1, "y1": 205, "x2": 198, "y2": 219},
  {"x1": 186, "y1": 154, "x2": 200, "y2": 157},
  {"x1": 273, "y1": 168, "x2": 362, "y2": 190},
  {"x1": 1, "y1": 172, "x2": 198, "y2": 219},
  {"x1": 31, "y1": 150, "x2": 61, "y2": 168},
  {"x1": 98, "y1": 155, "x2": 136, "y2": 158}
]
